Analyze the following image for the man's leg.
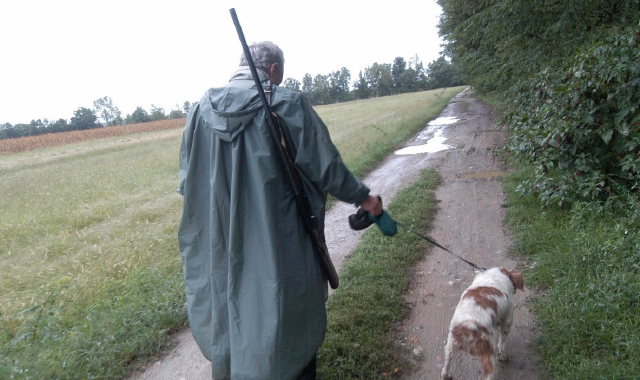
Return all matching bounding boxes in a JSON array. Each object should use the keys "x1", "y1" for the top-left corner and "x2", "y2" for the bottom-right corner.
[{"x1": 296, "y1": 356, "x2": 317, "y2": 380}]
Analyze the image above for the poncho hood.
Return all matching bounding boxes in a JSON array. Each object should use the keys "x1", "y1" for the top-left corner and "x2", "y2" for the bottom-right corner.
[{"x1": 200, "y1": 68, "x2": 269, "y2": 142}]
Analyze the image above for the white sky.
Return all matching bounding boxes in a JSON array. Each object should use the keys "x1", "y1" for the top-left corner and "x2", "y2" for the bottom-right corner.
[{"x1": 0, "y1": 0, "x2": 444, "y2": 125}]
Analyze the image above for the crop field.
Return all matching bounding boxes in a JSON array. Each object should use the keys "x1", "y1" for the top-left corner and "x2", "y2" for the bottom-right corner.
[
  {"x1": 0, "y1": 118, "x2": 186, "y2": 155},
  {"x1": 0, "y1": 87, "x2": 465, "y2": 379}
]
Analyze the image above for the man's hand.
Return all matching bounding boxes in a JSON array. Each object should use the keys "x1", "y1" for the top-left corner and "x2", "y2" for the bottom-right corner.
[{"x1": 359, "y1": 195, "x2": 383, "y2": 217}]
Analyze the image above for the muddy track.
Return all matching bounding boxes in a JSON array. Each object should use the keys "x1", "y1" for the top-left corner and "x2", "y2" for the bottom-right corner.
[{"x1": 128, "y1": 88, "x2": 542, "y2": 380}]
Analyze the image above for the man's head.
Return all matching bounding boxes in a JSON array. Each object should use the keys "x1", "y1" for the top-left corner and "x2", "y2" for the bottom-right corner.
[{"x1": 239, "y1": 41, "x2": 284, "y2": 85}]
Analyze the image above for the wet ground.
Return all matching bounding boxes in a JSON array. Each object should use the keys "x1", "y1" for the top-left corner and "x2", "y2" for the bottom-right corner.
[{"x1": 128, "y1": 88, "x2": 542, "y2": 380}]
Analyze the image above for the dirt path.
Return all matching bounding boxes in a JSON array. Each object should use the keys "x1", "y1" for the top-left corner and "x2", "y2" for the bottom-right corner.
[{"x1": 128, "y1": 88, "x2": 542, "y2": 380}]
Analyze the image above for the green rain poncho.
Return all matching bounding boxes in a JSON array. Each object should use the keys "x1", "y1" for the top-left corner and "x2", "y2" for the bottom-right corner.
[{"x1": 178, "y1": 69, "x2": 370, "y2": 380}]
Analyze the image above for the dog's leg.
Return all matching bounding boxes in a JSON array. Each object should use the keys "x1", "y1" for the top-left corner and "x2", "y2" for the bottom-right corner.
[
  {"x1": 480, "y1": 353, "x2": 497, "y2": 380},
  {"x1": 441, "y1": 331, "x2": 454, "y2": 380},
  {"x1": 497, "y1": 315, "x2": 513, "y2": 361}
]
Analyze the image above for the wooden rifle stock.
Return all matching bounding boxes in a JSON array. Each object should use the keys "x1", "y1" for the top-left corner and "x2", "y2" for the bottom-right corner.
[{"x1": 229, "y1": 8, "x2": 339, "y2": 289}]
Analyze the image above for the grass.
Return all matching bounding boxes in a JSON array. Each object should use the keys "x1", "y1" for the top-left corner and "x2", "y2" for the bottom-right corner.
[
  {"x1": 0, "y1": 87, "x2": 465, "y2": 379},
  {"x1": 318, "y1": 169, "x2": 440, "y2": 379},
  {"x1": 503, "y1": 166, "x2": 640, "y2": 380},
  {"x1": 0, "y1": 136, "x2": 186, "y2": 378}
]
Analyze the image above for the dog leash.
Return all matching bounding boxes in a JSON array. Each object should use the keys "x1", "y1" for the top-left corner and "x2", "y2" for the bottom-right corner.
[
  {"x1": 349, "y1": 205, "x2": 487, "y2": 272},
  {"x1": 394, "y1": 221, "x2": 487, "y2": 272}
]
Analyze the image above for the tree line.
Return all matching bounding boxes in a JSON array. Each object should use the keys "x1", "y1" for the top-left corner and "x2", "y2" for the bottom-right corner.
[
  {"x1": 0, "y1": 98, "x2": 195, "y2": 140},
  {"x1": 437, "y1": 0, "x2": 640, "y2": 206},
  {"x1": 0, "y1": 55, "x2": 462, "y2": 140},
  {"x1": 286, "y1": 55, "x2": 462, "y2": 105}
]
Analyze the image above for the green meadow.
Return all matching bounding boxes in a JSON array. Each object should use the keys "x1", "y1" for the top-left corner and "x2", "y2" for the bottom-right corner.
[{"x1": 0, "y1": 87, "x2": 465, "y2": 379}]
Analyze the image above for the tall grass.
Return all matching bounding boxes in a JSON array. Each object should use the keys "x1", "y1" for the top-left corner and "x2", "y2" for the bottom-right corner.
[
  {"x1": 0, "y1": 87, "x2": 465, "y2": 379},
  {"x1": 0, "y1": 137, "x2": 186, "y2": 378},
  {"x1": 503, "y1": 167, "x2": 640, "y2": 379}
]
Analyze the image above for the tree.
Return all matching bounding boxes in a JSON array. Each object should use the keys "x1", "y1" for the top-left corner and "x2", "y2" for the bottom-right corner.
[
  {"x1": 169, "y1": 104, "x2": 185, "y2": 119},
  {"x1": 312, "y1": 74, "x2": 331, "y2": 105},
  {"x1": 183, "y1": 101, "x2": 194, "y2": 116},
  {"x1": 149, "y1": 104, "x2": 167, "y2": 121},
  {"x1": 125, "y1": 107, "x2": 151, "y2": 124},
  {"x1": 48, "y1": 118, "x2": 70, "y2": 133},
  {"x1": 283, "y1": 78, "x2": 301, "y2": 91},
  {"x1": 353, "y1": 69, "x2": 372, "y2": 100},
  {"x1": 92, "y1": 96, "x2": 122, "y2": 126},
  {"x1": 392, "y1": 57, "x2": 407, "y2": 91},
  {"x1": 369, "y1": 63, "x2": 394, "y2": 97},
  {"x1": 328, "y1": 68, "x2": 351, "y2": 103},
  {"x1": 410, "y1": 55, "x2": 429, "y2": 91},
  {"x1": 425, "y1": 56, "x2": 464, "y2": 90},
  {"x1": 70, "y1": 107, "x2": 99, "y2": 130},
  {"x1": 301, "y1": 74, "x2": 314, "y2": 94}
]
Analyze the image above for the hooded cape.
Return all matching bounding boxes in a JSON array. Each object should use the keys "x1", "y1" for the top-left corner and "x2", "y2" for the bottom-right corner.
[{"x1": 178, "y1": 69, "x2": 370, "y2": 379}]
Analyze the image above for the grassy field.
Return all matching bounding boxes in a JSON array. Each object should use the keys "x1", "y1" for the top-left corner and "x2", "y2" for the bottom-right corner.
[{"x1": 0, "y1": 87, "x2": 465, "y2": 379}]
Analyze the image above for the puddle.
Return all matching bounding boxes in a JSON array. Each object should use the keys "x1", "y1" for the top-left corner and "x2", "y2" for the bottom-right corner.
[
  {"x1": 429, "y1": 116, "x2": 459, "y2": 126},
  {"x1": 395, "y1": 117, "x2": 458, "y2": 155},
  {"x1": 395, "y1": 130, "x2": 451, "y2": 155},
  {"x1": 458, "y1": 171, "x2": 509, "y2": 179}
]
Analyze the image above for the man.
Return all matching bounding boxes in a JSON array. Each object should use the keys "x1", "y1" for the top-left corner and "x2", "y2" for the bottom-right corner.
[{"x1": 178, "y1": 41, "x2": 382, "y2": 380}]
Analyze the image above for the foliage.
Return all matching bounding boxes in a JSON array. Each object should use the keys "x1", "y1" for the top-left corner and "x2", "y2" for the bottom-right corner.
[
  {"x1": 168, "y1": 104, "x2": 186, "y2": 119},
  {"x1": 437, "y1": 0, "x2": 640, "y2": 206},
  {"x1": 182, "y1": 101, "x2": 194, "y2": 116},
  {"x1": 328, "y1": 67, "x2": 352, "y2": 103},
  {"x1": 149, "y1": 104, "x2": 167, "y2": 121},
  {"x1": 93, "y1": 96, "x2": 123, "y2": 126},
  {"x1": 2, "y1": 97, "x2": 194, "y2": 141},
  {"x1": 287, "y1": 54, "x2": 453, "y2": 106},
  {"x1": 425, "y1": 56, "x2": 465, "y2": 90},
  {"x1": 437, "y1": 0, "x2": 640, "y2": 93},
  {"x1": 283, "y1": 77, "x2": 301, "y2": 91},
  {"x1": 503, "y1": 24, "x2": 640, "y2": 207},
  {"x1": 125, "y1": 106, "x2": 151, "y2": 124},
  {"x1": 69, "y1": 107, "x2": 99, "y2": 131},
  {"x1": 353, "y1": 70, "x2": 373, "y2": 100},
  {"x1": 503, "y1": 168, "x2": 640, "y2": 378}
]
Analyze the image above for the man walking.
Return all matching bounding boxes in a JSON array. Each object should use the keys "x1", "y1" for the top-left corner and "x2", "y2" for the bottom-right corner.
[{"x1": 178, "y1": 41, "x2": 381, "y2": 379}]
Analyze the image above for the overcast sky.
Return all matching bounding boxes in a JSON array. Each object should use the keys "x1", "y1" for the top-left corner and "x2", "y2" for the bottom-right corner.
[{"x1": 0, "y1": 0, "x2": 444, "y2": 125}]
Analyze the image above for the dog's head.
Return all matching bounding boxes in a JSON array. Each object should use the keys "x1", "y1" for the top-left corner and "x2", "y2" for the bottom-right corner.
[{"x1": 500, "y1": 268, "x2": 524, "y2": 292}]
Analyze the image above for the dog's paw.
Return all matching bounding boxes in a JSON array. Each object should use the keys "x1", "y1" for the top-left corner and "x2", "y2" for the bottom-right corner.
[
  {"x1": 498, "y1": 353, "x2": 508, "y2": 362},
  {"x1": 441, "y1": 370, "x2": 453, "y2": 380}
]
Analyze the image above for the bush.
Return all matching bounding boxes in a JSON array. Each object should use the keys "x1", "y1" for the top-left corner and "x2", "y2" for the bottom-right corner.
[{"x1": 504, "y1": 23, "x2": 640, "y2": 208}]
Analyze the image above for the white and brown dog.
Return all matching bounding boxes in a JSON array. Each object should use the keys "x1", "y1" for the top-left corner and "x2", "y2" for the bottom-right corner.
[{"x1": 441, "y1": 267, "x2": 524, "y2": 380}]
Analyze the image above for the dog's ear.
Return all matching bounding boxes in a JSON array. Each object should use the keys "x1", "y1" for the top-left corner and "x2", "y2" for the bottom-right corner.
[
  {"x1": 508, "y1": 271, "x2": 525, "y2": 291},
  {"x1": 500, "y1": 268, "x2": 525, "y2": 291}
]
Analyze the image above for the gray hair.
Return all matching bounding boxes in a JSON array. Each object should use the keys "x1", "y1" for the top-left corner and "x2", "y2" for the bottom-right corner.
[{"x1": 239, "y1": 41, "x2": 284, "y2": 73}]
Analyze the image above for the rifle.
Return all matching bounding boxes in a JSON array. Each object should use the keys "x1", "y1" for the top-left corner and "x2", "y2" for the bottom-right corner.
[{"x1": 229, "y1": 8, "x2": 340, "y2": 289}]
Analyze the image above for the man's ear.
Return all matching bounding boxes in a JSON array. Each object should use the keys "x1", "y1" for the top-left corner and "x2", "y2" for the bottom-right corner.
[{"x1": 269, "y1": 63, "x2": 283, "y2": 85}]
